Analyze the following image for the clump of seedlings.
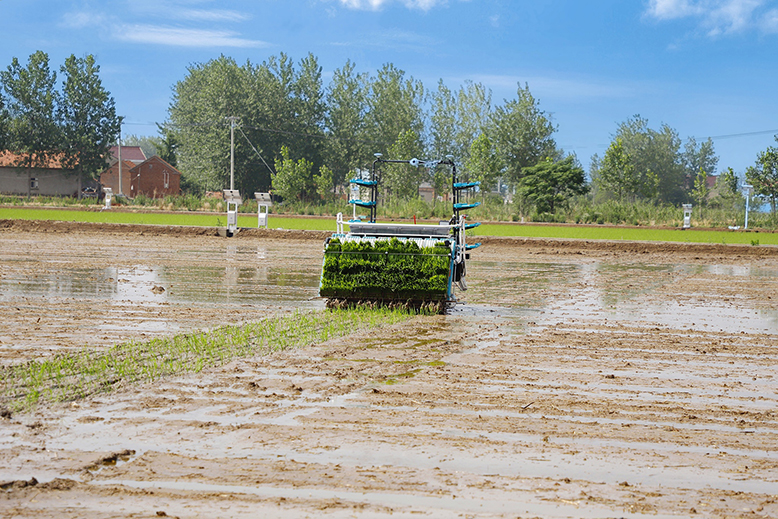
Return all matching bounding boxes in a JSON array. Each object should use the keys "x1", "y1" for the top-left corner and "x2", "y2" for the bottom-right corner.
[
  {"x1": 1, "y1": 307, "x2": 415, "y2": 412},
  {"x1": 320, "y1": 237, "x2": 451, "y2": 301}
]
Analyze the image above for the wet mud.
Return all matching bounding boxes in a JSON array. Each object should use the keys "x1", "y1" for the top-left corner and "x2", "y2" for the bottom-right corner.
[{"x1": 1, "y1": 222, "x2": 777, "y2": 518}]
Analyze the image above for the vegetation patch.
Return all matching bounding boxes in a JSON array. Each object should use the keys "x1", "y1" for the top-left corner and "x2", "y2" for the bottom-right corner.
[
  {"x1": 320, "y1": 237, "x2": 452, "y2": 301},
  {"x1": 1, "y1": 308, "x2": 414, "y2": 412}
]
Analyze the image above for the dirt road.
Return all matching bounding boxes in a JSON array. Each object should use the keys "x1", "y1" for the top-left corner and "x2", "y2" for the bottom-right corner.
[{"x1": 1, "y1": 222, "x2": 777, "y2": 518}]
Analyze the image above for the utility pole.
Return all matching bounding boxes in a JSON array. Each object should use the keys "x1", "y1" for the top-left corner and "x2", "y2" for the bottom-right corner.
[
  {"x1": 118, "y1": 127, "x2": 123, "y2": 196},
  {"x1": 226, "y1": 116, "x2": 240, "y2": 191}
]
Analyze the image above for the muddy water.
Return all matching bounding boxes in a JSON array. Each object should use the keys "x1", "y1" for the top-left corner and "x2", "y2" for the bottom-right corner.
[
  {"x1": 0, "y1": 235, "x2": 324, "y2": 363},
  {"x1": 2, "y1": 228, "x2": 778, "y2": 518}
]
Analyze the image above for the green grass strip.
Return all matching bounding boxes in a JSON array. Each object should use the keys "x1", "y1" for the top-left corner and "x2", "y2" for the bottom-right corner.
[
  {"x1": 1, "y1": 207, "x2": 775, "y2": 245},
  {"x1": 0, "y1": 207, "x2": 336, "y2": 230},
  {"x1": 475, "y1": 223, "x2": 777, "y2": 245},
  {"x1": 1, "y1": 307, "x2": 415, "y2": 413}
]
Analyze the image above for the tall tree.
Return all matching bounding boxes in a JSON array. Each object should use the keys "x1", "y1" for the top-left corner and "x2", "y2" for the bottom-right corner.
[
  {"x1": 491, "y1": 83, "x2": 557, "y2": 186},
  {"x1": 691, "y1": 168, "x2": 709, "y2": 217},
  {"x1": 384, "y1": 129, "x2": 425, "y2": 201},
  {"x1": 153, "y1": 124, "x2": 179, "y2": 167},
  {"x1": 324, "y1": 60, "x2": 369, "y2": 186},
  {"x1": 465, "y1": 133, "x2": 500, "y2": 195},
  {"x1": 0, "y1": 51, "x2": 61, "y2": 194},
  {"x1": 365, "y1": 63, "x2": 425, "y2": 156},
  {"x1": 272, "y1": 145, "x2": 314, "y2": 202},
  {"x1": 169, "y1": 55, "x2": 261, "y2": 194},
  {"x1": 746, "y1": 136, "x2": 778, "y2": 215},
  {"x1": 290, "y1": 53, "x2": 325, "y2": 168},
  {"x1": 595, "y1": 137, "x2": 645, "y2": 201},
  {"x1": 682, "y1": 136, "x2": 718, "y2": 191},
  {"x1": 0, "y1": 92, "x2": 8, "y2": 151},
  {"x1": 608, "y1": 115, "x2": 685, "y2": 203},
  {"x1": 58, "y1": 54, "x2": 121, "y2": 193},
  {"x1": 455, "y1": 80, "x2": 492, "y2": 167},
  {"x1": 518, "y1": 155, "x2": 588, "y2": 214}
]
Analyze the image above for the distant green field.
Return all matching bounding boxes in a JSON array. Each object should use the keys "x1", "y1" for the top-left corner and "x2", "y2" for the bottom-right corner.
[{"x1": 1, "y1": 207, "x2": 775, "y2": 246}]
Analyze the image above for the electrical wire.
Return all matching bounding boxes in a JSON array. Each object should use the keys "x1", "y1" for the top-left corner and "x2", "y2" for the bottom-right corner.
[{"x1": 237, "y1": 126, "x2": 276, "y2": 176}]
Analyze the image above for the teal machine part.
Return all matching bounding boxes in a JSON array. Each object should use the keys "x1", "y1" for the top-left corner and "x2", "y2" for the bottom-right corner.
[{"x1": 319, "y1": 154, "x2": 480, "y2": 309}]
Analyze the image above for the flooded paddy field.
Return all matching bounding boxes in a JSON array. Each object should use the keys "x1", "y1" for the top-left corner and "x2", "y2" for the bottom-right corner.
[{"x1": 1, "y1": 222, "x2": 778, "y2": 518}]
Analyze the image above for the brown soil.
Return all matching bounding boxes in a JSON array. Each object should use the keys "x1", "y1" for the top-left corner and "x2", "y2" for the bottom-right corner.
[{"x1": 1, "y1": 221, "x2": 777, "y2": 518}]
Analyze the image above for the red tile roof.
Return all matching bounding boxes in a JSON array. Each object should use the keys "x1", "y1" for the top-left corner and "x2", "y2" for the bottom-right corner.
[
  {"x1": 108, "y1": 146, "x2": 146, "y2": 163},
  {"x1": 0, "y1": 151, "x2": 69, "y2": 169}
]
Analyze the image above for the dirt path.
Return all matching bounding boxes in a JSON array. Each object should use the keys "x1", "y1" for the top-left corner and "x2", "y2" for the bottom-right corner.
[{"x1": 1, "y1": 223, "x2": 777, "y2": 518}]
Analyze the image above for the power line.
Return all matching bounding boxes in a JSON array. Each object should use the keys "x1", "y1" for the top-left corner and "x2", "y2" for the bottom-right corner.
[
  {"x1": 237, "y1": 126, "x2": 276, "y2": 176},
  {"x1": 703, "y1": 129, "x2": 778, "y2": 140}
]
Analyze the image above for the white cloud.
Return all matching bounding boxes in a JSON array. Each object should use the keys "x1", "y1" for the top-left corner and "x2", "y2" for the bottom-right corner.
[
  {"x1": 61, "y1": 11, "x2": 109, "y2": 29},
  {"x1": 117, "y1": 25, "x2": 269, "y2": 48},
  {"x1": 335, "y1": 0, "x2": 445, "y2": 11},
  {"x1": 644, "y1": 0, "x2": 775, "y2": 36},
  {"x1": 61, "y1": 3, "x2": 264, "y2": 49},
  {"x1": 178, "y1": 9, "x2": 251, "y2": 23},
  {"x1": 760, "y1": 8, "x2": 778, "y2": 31}
]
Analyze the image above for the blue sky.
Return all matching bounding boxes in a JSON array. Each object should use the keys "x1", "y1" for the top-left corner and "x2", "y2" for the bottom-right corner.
[{"x1": 2, "y1": 0, "x2": 777, "y2": 176}]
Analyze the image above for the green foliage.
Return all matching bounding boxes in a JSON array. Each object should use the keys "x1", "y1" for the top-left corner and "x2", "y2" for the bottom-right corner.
[
  {"x1": 592, "y1": 115, "x2": 686, "y2": 204},
  {"x1": 314, "y1": 164, "x2": 335, "y2": 201},
  {"x1": 746, "y1": 135, "x2": 778, "y2": 215},
  {"x1": 517, "y1": 156, "x2": 588, "y2": 213},
  {"x1": 490, "y1": 82, "x2": 558, "y2": 186},
  {"x1": 1, "y1": 51, "x2": 61, "y2": 171},
  {"x1": 320, "y1": 237, "x2": 451, "y2": 301},
  {"x1": 384, "y1": 130, "x2": 425, "y2": 200},
  {"x1": 273, "y1": 145, "x2": 315, "y2": 201},
  {"x1": 691, "y1": 168, "x2": 710, "y2": 215},
  {"x1": 58, "y1": 54, "x2": 121, "y2": 186},
  {"x1": 465, "y1": 133, "x2": 500, "y2": 194}
]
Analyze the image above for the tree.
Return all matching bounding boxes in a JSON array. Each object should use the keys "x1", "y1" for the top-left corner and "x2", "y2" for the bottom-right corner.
[
  {"x1": 518, "y1": 155, "x2": 588, "y2": 214},
  {"x1": 683, "y1": 136, "x2": 718, "y2": 191},
  {"x1": 154, "y1": 124, "x2": 179, "y2": 167},
  {"x1": 1, "y1": 51, "x2": 61, "y2": 194},
  {"x1": 490, "y1": 83, "x2": 558, "y2": 186},
  {"x1": 0, "y1": 93, "x2": 8, "y2": 151},
  {"x1": 169, "y1": 55, "x2": 248, "y2": 193},
  {"x1": 272, "y1": 145, "x2": 315, "y2": 202},
  {"x1": 603, "y1": 115, "x2": 685, "y2": 203},
  {"x1": 324, "y1": 60, "x2": 369, "y2": 187},
  {"x1": 384, "y1": 129, "x2": 425, "y2": 201},
  {"x1": 691, "y1": 169, "x2": 709, "y2": 217},
  {"x1": 314, "y1": 164, "x2": 335, "y2": 201},
  {"x1": 595, "y1": 138, "x2": 642, "y2": 201},
  {"x1": 465, "y1": 133, "x2": 500, "y2": 195},
  {"x1": 455, "y1": 80, "x2": 492, "y2": 167},
  {"x1": 58, "y1": 54, "x2": 121, "y2": 193},
  {"x1": 365, "y1": 63, "x2": 425, "y2": 155},
  {"x1": 746, "y1": 136, "x2": 778, "y2": 215}
]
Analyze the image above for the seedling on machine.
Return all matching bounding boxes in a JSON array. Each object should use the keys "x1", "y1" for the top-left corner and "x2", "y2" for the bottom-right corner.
[{"x1": 319, "y1": 154, "x2": 481, "y2": 313}]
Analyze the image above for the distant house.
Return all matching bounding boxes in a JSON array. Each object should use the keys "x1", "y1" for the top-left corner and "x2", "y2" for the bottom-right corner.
[
  {"x1": 101, "y1": 155, "x2": 181, "y2": 198},
  {"x1": 0, "y1": 151, "x2": 93, "y2": 197},
  {"x1": 108, "y1": 145, "x2": 146, "y2": 166}
]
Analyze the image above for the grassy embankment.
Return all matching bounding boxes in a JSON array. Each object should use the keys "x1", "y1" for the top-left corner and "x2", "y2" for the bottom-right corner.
[
  {"x1": 1, "y1": 206, "x2": 775, "y2": 246},
  {"x1": 1, "y1": 308, "x2": 417, "y2": 412}
]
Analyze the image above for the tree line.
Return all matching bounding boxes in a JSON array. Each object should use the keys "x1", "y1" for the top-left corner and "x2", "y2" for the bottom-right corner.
[
  {"x1": 0, "y1": 51, "x2": 121, "y2": 192},
  {"x1": 2, "y1": 50, "x2": 777, "y2": 217}
]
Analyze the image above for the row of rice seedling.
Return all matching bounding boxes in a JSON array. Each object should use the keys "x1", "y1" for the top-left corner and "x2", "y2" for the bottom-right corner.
[
  {"x1": 1, "y1": 307, "x2": 416, "y2": 412},
  {"x1": 320, "y1": 237, "x2": 451, "y2": 301}
]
